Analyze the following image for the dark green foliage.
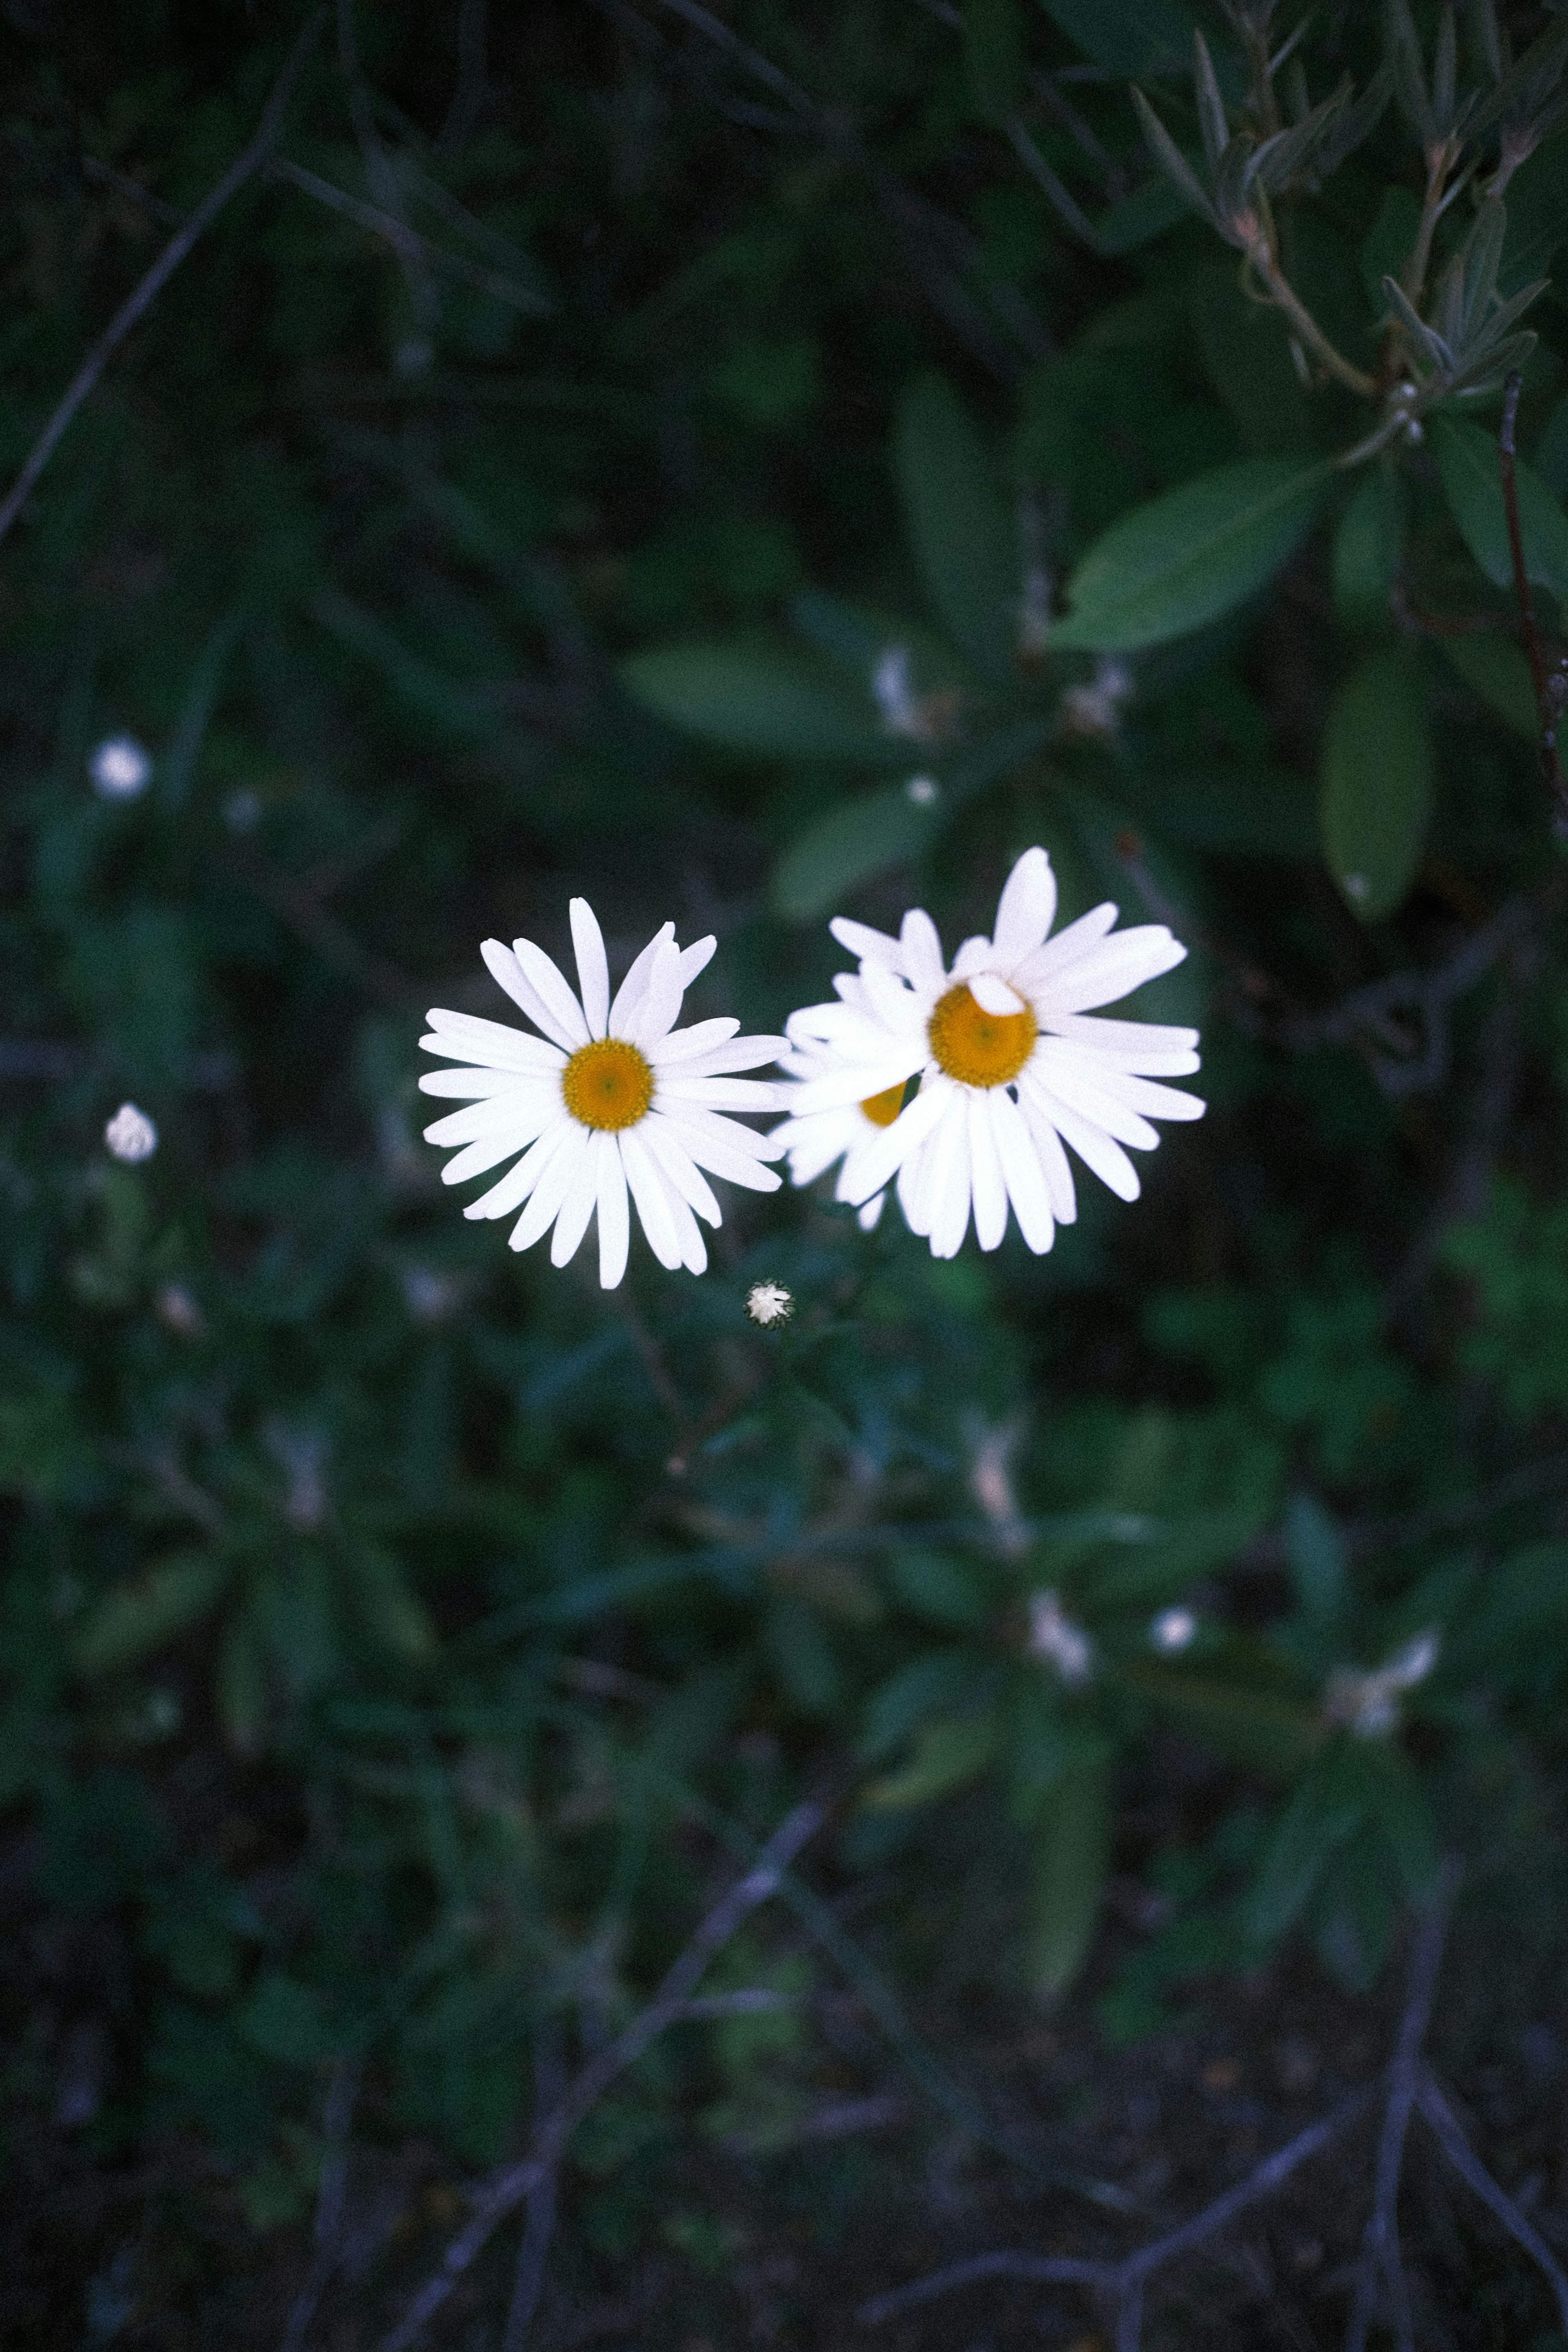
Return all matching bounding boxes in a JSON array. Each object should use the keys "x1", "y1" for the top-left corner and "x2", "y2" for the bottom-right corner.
[{"x1": 4, "y1": 0, "x2": 1568, "y2": 2339}]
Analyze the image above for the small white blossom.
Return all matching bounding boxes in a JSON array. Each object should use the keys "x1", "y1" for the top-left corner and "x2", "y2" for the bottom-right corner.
[
  {"x1": 1324, "y1": 1628, "x2": 1439, "y2": 1737},
  {"x1": 905, "y1": 773, "x2": 940, "y2": 807},
  {"x1": 1060, "y1": 657, "x2": 1133, "y2": 742},
  {"x1": 89, "y1": 734, "x2": 152, "y2": 800},
  {"x1": 745, "y1": 1279, "x2": 793, "y2": 1328},
  {"x1": 155, "y1": 1283, "x2": 205, "y2": 1339},
  {"x1": 1150, "y1": 1605, "x2": 1197, "y2": 1653},
  {"x1": 872, "y1": 644, "x2": 926, "y2": 739},
  {"x1": 104, "y1": 1102, "x2": 157, "y2": 1163},
  {"x1": 1026, "y1": 1588, "x2": 1094, "y2": 1686}
]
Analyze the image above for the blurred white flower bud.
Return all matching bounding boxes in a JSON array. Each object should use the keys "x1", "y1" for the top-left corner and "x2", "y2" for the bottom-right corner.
[
  {"x1": 1150, "y1": 1605, "x2": 1197, "y2": 1653},
  {"x1": 89, "y1": 734, "x2": 152, "y2": 800},
  {"x1": 905, "y1": 773, "x2": 940, "y2": 807},
  {"x1": 745, "y1": 1279, "x2": 793, "y2": 1328},
  {"x1": 1027, "y1": 1588, "x2": 1094, "y2": 1686},
  {"x1": 104, "y1": 1102, "x2": 157, "y2": 1163},
  {"x1": 1324, "y1": 1627, "x2": 1439, "y2": 1737}
]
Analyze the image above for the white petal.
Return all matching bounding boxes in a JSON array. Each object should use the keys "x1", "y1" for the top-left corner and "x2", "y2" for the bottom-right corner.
[
  {"x1": 657, "y1": 1035, "x2": 788, "y2": 1077},
  {"x1": 626, "y1": 937, "x2": 684, "y2": 1048},
  {"x1": 439, "y1": 1129, "x2": 547, "y2": 1186},
  {"x1": 1014, "y1": 1088, "x2": 1078, "y2": 1223},
  {"x1": 926, "y1": 1096, "x2": 971, "y2": 1260},
  {"x1": 968, "y1": 1089, "x2": 1009, "y2": 1251},
  {"x1": 419, "y1": 1063, "x2": 557, "y2": 1100},
  {"x1": 640, "y1": 1117, "x2": 724, "y2": 1225},
  {"x1": 949, "y1": 934, "x2": 995, "y2": 981},
  {"x1": 898, "y1": 907, "x2": 947, "y2": 994},
  {"x1": 1040, "y1": 928, "x2": 1187, "y2": 1017},
  {"x1": 781, "y1": 1048, "x2": 924, "y2": 1118},
  {"x1": 620, "y1": 1127, "x2": 683, "y2": 1268},
  {"x1": 598, "y1": 1136, "x2": 630, "y2": 1289},
  {"x1": 676, "y1": 935, "x2": 716, "y2": 988},
  {"x1": 422, "y1": 1085, "x2": 559, "y2": 1148},
  {"x1": 647, "y1": 1017, "x2": 740, "y2": 1065},
  {"x1": 1058, "y1": 1061, "x2": 1206, "y2": 1123},
  {"x1": 608, "y1": 920, "x2": 676, "y2": 1033},
  {"x1": 421, "y1": 1009, "x2": 566, "y2": 1076},
  {"x1": 650, "y1": 1108, "x2": 782, "y2": 1190},
  {"x1": 990, "y1": 1089, "x2": 1055, "y2": 1254},
  {"x1": 1035, "y1": 1047, "x2": 1161, "y2": 1150},
  {"x1": 775, "y1": 1114, "x2": 856, "y2": 1188},
  {"x1": 668, "y1": 1185, "x2": 709, "y2": 1273},
  {"x1": 830, "y1": 915, "x2": 902, "y2": 967},
  {"x1": 569, "y1": 898, "x2": 610, "y2": 1039},
  {"x1": 477, "y1": 942, "x2": 571, "y2": 1045},
  {"x1": 509, "y1": 1125, "x2": 591, "y2": 1252},
  {"x1": 836, "y1": 1119, "x2": 900, "y2": 1203},
  {"x1": 656, "y1": 1101, "x2": 783, "y2": 1160},
  {"x1": 656, "y1": 1075, "x2": 783, "y2": 1112},
  {"x1": 857, "y1": 1192, "x2": 886, "y2": 1231},
  {"x1": 993, "y1": 846, "x2": 1056, "y2": 965},
  {"x1": 1011, "y1": 902, "x2": 1118, "y2": 994},
  {"x1": 862, "y1": 959, "x2": 925, "y2": 1031},
  {"x1": 1038, "y1": 1012, "x2": 1200, "y2": 1063},
  {"x1": 834, "y1": 1076, "x2": 951, "y2": 1207},
  {"x1": 969, "y1": 970, "x2": 1027, "y2": 1017},
  {"x1": 514, "y1": 938, "x2": 591, "y2": 1051},
  {"x1": 1021, "y1": 1075, "x2": 1141, "y2": 1202},
  {"x1": 464, "y1": 1117, "x2": 572, "y2": 1220},
  {"x1": 897, "y1": 1133, "x2": 937, "y2": 1234},
  {"x1": 550, "y1": 1152, "x2": 598, "y2": 1265}
]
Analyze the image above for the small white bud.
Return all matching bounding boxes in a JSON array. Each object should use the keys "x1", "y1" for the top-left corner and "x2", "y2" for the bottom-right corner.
[
  {"x1": 905, "y1": 773, "x2": 940, "y2": 807},
  {"x1": 745, "y1": 1279, "x2": 793, "y2": 1328},
  {"x1": 223, "y1": 788, "x2": 263, "y2": 835},
  {"x1": 155, "y1": 1283, "x2": 205, "y2": 1339},
  {"x1": 1150, "y1": 1605, "x2": 1197, "y2": 1653},
  {"x1": 1343, "y1": 873, "x2": 1370, "y2": 902},
  {"x1": 89, "y1": 734, "x2": 152, "y2": 800},
  {"x1": 1026, "y1": 1589, "x2": 1094, "y2": 1685},
  {"x1": 104, "y1": 1102, "x2": 157, "y2": 1163}
]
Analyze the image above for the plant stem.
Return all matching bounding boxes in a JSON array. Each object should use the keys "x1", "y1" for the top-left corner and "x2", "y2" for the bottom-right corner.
[
  {"x1": 1248, "y1": 244, "x2": 1377, "y2": 399},
  {"x1": 1499, "y1": 372, "x2": 1568, "y2": 836}
]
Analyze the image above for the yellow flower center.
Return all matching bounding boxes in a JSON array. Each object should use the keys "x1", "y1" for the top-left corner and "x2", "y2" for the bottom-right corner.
[
  {"x1": 927, "y1": 982, "x2": 1036, "y2": 1089},
  {"x1": 561, "y1": 1037, "x2": 655, "y2": 1131},
  {"x1": 859, "y1": 1081, "x2": 908, "y2": 1128}
]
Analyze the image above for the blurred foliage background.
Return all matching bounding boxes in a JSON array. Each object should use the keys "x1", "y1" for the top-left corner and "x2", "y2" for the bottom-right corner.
[{"x1": 6, "y1": 0, "x2": 1568, "y2": 2343}]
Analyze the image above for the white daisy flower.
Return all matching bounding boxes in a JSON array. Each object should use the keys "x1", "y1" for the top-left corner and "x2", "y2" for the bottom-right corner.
[
  {"x1": 780, "y1": 846, "x2": 1204, "y2": 1258},
  {"x1": 769, "y1": 1031, "x2": 906, "y2": 1232},
  {"x1": 419, "y1": 900, "x2": 785, "y2": 1289}
]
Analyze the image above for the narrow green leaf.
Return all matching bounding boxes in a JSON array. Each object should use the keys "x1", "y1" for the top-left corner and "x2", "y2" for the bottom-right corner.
[
  {"x1": 1245, "y1": 1762, "x2": 1364, "y2": 1943},
  {"x1": 619, "y1": 642, "x2": 900, "y2": 763},
  {"x1": 1319, "y1": 646, "x2": 1432, "y2": 923},
  {"x1": 1431, "y1": 413, "x2": 1568, "y2": 603},
  {"x1": 894, "y1": 372, "x2": 1018, "y2": 679},
  {"x1": 864, "y1": 1711, "x2": 1001, "y2": 1810},
  {"x1": 1441, "y1": 631, "x2": 1538, "y2": 736},
  {"x1": 772, "y1": 780, "x2": 942, "y2": 919},
  {"x1": 1285, "y1": 1492, "x2": 1348, "y2": 1625},
  {"x1": 1028, "y1": 1760, "x2": 1110, "y2": 1998},
  {"x1": 1051, "y1": 459, "x2": 1331, "y2": 651},
  {"x1": 965, "y1": 0, "x2": 1026, "y2": 121},
  {"x1": 1123, "y1": 1656, "x2": 1320, "y2": 1776},
  {"x1": 1037, "y1": 0, "x2": 1198, "y2": 77},
  {"x1": 71, "y1": 1552, "x2": 227, "y2": 1678},
  {"x1": 1332, "y1": 466, "x2": 1403, "y2": 628}
]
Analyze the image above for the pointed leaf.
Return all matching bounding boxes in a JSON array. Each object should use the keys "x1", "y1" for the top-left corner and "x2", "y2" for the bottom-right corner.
[
  {"x1": 894, "y1": 373, "x2": 1019, "y2": 678},
  {"x1": 71, "y1": 1552, "x2": 227, "y2": 1678},
  {"x1": 1028, "y1": 1760, "x2": 1111, "y2": 1998},
  {"x1": 1432, "y1": 414, "x2": 1568, "y2": 601},
  {"x1": 1441, "y1": 631, "x2": 1539, "y2": 735},
  {"x1": 1038, "y1": 0, "x2": 1199, "y2": 77},
  {"x1": 1320, "y1": 646, "x2": 1432, "y2": 922},
  {"x1": 1246, "y1": 1759, "x2": 1364, "y2": 1943},
  {"x1": 864, "y1": 1710, "x2": 1001, "y2": 1810},
  {"x1": 773, "y1": 780, "x2": 944, "y2": 918},
  {"x1": 1129, "y1": 87, "x2": 1220, "y2": 229},
  {"x1": 1332, "y1": 465, "x2": 1403, "y2": 627},
  {"x1": 619, "y1": 642, "x2": 902, "y2": 763},
  {"x1": 1051, "y1": 459, "x2": 1331, "y2": 651}
]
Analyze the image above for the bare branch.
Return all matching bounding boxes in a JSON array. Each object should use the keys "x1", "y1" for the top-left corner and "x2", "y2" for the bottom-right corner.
[
  {"x1": 0, "y1": 10, "x2": 325, "y2": 549},
  {"x1": 280, "y1": 2056, "x2": 363, "y2": 2352},
  {"x1": 376, "y1": 1798, "x2": 826, "y2": 2352},
  {"x1": 1417, "y1": 2069, "x2": 1568, "y2": 2333}
]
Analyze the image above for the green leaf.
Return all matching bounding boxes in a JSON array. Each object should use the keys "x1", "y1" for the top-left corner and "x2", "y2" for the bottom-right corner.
[
  {"x1": 1319, "y1": 646, "x2": 1432, "y2": 922},
  {"x1": 1284, "y1": 1492, "x2": 1347, "y2": 1626},
  {"x1": 861, "y1": 1650, "x2": 998, "y2": 1762},
  {"x1": 864, "y1": 1710, "x2": 1001, "y2": 1810},
  {"x1": 1245, "y1": 1757, "x2": 1364, "y2": 1943},
  {"x1": 1123, "y1": 1655, "x2": 1320, "y2": 1776},
  {"x1": 619, "y1": 642, "x2": 900, "y2": 763},
  {"x1": 894, "y1": 372, "x2": 1018, "y2": 679},
  {"x1": 1037, "y1": 0, "x2": 1197, "y2": 77},
  {"x1": 241, "y1": 1972, "x2": 336, "y2": 2067},
  {"x1": 1028, "y1": 1760, "x2": 1111, "y2": 1998},
  {"x1": 1332, "y1": 466, "x2": 1403, "y2": 628},
  {"x1": 1499, "y1": 127, "x2": 1568, "y2": 296},
  {"x1": 71, "y1": 1552, "x2": 227, "y2": 1679},
  {"x1": 965, "y1": 0, "x2": 1026, "y2": 121},
  {"x1": 772, "y1": 780, "x2": 942, "y2": 919},
  {"x1": 890, "y1": 1550, "x2": 990, "y2": 1629},
  {"x1": 1431, "y1": 414, "x2": 1568, "y2": 603},
  {"x1": 1051, "y1": 459, "x2": 1332, "y2": 651},
  {"x1": 1440, "y1": 631, "x2": 1539, "y2": 736}
]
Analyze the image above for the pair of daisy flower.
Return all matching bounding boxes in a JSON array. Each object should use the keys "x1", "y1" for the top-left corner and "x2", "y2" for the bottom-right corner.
[{"x1": 418, "y1": 849, "x2": 1205, "y2": 1289}]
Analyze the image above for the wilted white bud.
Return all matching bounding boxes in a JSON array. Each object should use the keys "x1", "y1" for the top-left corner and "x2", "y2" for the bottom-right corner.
[
  {"x1": 104, "y1": 1102, "x2": 157, "y2": 1163},
  {"x1": 89, "y1": 734, "x2": 152, "y2": 800},
  {"x1": 905, "y1": 773, "x2": 940, "y2": 807},
  {"x1": 969, "y1": 1415, "x2": 1029, "y2": 1559},
  {"x1": 872, "y1": 644, "x2": 924, "y2": 738},
  {"x1": 1026, "y1": 1588, "x2": 1094, "y2": 1686},
  {"x1": 1060, "y1": 657, "x2": 1133, "y2": 743},
  {"x1": 265, "y1": 1421, "x2": 329, "y2": 1533},
  {"x1": 1324, "y1": 1627, "x2": 1439, "y2": 1737},
  {"x1": 1150, "y1": 1605, "x2": 1197, "y2": 1653},
  {"x1": 745, "y1": 1279, "x2": 793, "y2": 1328}
]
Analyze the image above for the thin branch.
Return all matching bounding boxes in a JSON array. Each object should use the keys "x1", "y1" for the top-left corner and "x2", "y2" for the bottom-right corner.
[
  {"x1": 499, "y1": 2016, "x2": 566, "y2": 2352},
  {"x1": 336, "y1": 0, "x2": 434, "y2": 330},
  {"x1": 1417, "y1": 2069, "x2": 1568, "y2": 2333},
  {"x1": 1344, "y1": 1863, "x2": 1460, "y2": 2352},
  {"x1": 0, "y1": 11, "x2": 325, "y2": 548},
  {"x1": 269, "y1": 160, "x2": 549, "y2": 312},
  {"x1": 1500, "y1": 371, "x2": 1568, "y2": 835},
  {"x1": 376, "y1": 1797, "x2": 826, "y2": 2352},
  {"x1": 280, "y1": 2055, "x2": 363, "y2": 2352}
]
